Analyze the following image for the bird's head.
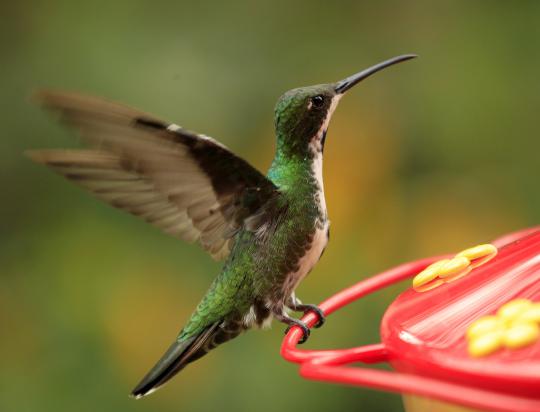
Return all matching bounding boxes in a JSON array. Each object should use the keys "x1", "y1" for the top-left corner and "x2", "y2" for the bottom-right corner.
[{"x1": 273, "y1": 54, "x2": 417, "y2": 158}]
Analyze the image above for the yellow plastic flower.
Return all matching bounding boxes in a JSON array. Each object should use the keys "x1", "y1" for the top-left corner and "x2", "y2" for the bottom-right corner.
[
  {"x1": 413, "y1": 244, "x2": 497, "y2": 292},
  {"x1": 467, "y1": 298, "x2": 540, "y2": 357}
]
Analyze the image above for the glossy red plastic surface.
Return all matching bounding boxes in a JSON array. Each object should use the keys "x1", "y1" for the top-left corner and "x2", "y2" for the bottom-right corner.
[
  {"x1": 381, "y1": 230, "x2": 540, "y2": 398},
  {"x1": 281, "y1": 227, "x2": 540, "y2": 412}
]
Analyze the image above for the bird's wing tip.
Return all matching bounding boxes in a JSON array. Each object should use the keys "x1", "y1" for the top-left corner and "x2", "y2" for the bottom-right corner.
[
  {"x1": 31, "y1": 89, "x2": 99, "y2": 111},
  {"x1": 30, "y1": 89, "x2": 59, "y2": 106},
  {"x1": 24, "y1": 149, "x2": 46, "y2": 163}
]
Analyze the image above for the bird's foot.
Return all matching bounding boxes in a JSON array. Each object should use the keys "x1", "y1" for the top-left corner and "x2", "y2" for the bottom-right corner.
[
  {"x1": 275, "y1": 313, "x2": 311, "y2": 344},
  {"x1": 287, "y1": 296, "x2": 326, "y2": 328},
  {"x1": 284, "y1": 319, "x2": 310, "y2": 344},
  {"x1": 292, "y1": 303, "x2": 326, "y2": 328}
]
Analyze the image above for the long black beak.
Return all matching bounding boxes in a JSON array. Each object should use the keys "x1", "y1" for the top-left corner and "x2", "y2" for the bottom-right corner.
[{"x1": 334, "y1": 54, "x2": 417, "y2": 94}]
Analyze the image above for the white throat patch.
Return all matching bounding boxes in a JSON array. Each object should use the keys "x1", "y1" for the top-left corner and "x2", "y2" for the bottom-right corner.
[
  {"x1": 308, "y1": 94, "x2": 341, "y2": 212},
  {"x1": 309, "y1": 94, "x2": 342, "y2": 153}
]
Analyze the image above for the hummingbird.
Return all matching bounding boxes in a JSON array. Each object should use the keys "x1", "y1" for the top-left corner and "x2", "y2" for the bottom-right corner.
[{"x1": 27, "y1": 54, "x2": 416, "y2": 398}]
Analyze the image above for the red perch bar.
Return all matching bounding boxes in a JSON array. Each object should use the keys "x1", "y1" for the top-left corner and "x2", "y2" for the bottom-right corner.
[{"x1": 281, "y1": 226, "x2": 540, "y2": 412}]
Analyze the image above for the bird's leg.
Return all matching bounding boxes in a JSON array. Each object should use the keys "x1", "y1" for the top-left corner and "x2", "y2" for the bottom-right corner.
[
  {"x1": 274, "y1": 311, "x2": 310, "y2": 344},
  {"x1": 286, "y1": 294, "x2": 326, "y2": 328}
]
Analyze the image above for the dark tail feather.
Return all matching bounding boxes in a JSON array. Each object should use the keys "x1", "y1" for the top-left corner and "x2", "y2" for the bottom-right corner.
[
  {"x1": 131, "y1": 323, "x2": 220, "y2": 398},
  {"x1": 131, "y1": 320, "x2": 244, "y2": 398}
]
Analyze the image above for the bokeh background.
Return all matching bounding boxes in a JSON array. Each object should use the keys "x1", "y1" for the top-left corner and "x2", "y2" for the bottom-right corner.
[{"x1": 2, "y1": 1, "x2": 540, "y2": 411}]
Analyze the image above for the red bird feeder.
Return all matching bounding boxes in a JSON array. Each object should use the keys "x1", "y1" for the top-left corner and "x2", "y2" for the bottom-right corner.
[{"x1": 281, "y1": 226, "x2": 540, "y2": 412}]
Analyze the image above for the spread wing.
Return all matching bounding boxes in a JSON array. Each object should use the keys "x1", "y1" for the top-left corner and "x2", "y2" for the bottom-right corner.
[{"x1": 27, "y1": 91, "x2": 281, "y2": 260}]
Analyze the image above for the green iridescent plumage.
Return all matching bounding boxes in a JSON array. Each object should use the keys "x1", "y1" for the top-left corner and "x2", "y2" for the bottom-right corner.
[{"x1": 27, "y1": 54, "x2": 416, "y2": 398}]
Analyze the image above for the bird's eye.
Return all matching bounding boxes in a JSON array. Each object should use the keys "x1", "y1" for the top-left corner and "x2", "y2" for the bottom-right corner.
[{"x1": 311, "y1": 95, "x2": 324, "y2": 108}]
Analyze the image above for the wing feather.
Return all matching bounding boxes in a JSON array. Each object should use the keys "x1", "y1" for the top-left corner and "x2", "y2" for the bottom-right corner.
[{"x1": 28, "y1": 91, "x2": 281, "y2": 259}]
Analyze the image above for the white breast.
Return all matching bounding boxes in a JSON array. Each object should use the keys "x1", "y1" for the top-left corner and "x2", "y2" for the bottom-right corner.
[
  {"x1": 297, "y1": 223, "x2": 328, "y2": 278},
  {"x1": 279, "y1": 96, "x2": 340, "y2": 305},
  {"x1": 282, "y1": 150, "x2": 329, "y2": 297}
]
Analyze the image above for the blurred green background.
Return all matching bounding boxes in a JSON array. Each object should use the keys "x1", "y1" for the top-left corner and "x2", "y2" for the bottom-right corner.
[{"x1": 2, "y1": 1, "x2": 540, "y2": 411}]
